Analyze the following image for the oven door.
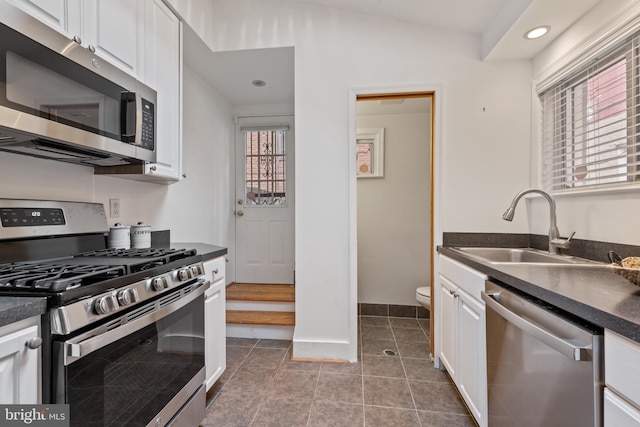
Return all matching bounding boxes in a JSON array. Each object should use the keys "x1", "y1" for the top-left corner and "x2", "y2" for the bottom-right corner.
[{"x1": 52, "y1": 281, "x2": 207, "y2": 427}]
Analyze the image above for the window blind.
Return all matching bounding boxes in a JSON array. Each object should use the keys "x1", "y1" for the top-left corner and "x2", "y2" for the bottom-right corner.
[{"x1": 539, "y1": 34, "x2": 640, "y2": 192}]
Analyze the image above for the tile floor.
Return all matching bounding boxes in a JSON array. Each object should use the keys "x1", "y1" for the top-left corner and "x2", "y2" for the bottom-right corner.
[{"x1": 200, "y1": 316, "x2": 475, "y2": 427}]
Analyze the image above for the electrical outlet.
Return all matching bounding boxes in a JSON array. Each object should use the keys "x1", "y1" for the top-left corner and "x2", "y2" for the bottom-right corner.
[{"x1": 109, "y1": 198, "x2": 120, "y2": 218}]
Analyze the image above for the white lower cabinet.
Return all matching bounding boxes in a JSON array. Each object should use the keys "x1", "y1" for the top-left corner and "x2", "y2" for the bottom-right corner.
[
  {"x1": 203, "y1": 256, "x2": 226, "y2": 391},
  {"x1": 0, "y1": 316, "x2": 41, "y2": 404},
  {"x1": 604, "y1": 329, "x2": 640, "y2": 427},
  {"x1": 605, "y1": 388, "x2": 640, "y2": 427},
  {"x1": 438, "y1": 255, "x2": 487, "y2": 427}
]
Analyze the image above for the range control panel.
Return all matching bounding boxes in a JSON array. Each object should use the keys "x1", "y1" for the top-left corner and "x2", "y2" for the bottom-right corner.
[{"x1": 0, "y1": 207, "x2": 66, "y2": 227}]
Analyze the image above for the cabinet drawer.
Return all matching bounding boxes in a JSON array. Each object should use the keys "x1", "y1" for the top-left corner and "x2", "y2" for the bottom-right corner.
[
  {"x1": 605, "y1": 388, "x2": 640, "y2": 427},
  {"x1": 203, "y1": 256, "x2": 225, "y2": 284},
  {"x1": 439, "y1": 255, "x2": 487, "y2": 300},
  {"x1": 605, "y1": 329, "x2": 640, "y2": 406}
]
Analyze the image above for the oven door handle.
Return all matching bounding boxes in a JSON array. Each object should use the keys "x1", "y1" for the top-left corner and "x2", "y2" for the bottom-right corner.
[{"x1": 63, "y1": 280, "x2": 208, "y2": 365}]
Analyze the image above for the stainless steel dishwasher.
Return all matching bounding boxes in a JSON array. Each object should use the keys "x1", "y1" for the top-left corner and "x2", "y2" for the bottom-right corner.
[{"x1": 482, "y1": 281, "x2": 603, "y2": 427}]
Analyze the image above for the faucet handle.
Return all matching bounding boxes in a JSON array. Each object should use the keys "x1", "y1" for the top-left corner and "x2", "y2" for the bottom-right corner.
[{"x1": 551, "y1": 231, "x2": 575, "y2": 249}]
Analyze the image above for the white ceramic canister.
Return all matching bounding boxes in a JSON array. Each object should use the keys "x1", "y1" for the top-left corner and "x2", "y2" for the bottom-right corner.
[
  {"x1": 108, "y1": 223, "x2": 131, "y2": 249},
  {"x1": 131, "y1": 222, "x2": 151, "y2": 249}
]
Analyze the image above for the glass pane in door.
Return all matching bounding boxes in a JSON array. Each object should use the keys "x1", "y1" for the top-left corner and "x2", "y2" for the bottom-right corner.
[{"x1": 244, "y1": 130, "x2": 286, "y2": 206}]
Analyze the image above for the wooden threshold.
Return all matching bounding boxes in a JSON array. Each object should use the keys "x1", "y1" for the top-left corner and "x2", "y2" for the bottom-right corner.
[
  {"x1": 226, "y1": 283, "x2": 295, "y2": 302},
  {"x1": 226, "y1": 310, "x2": 295, "y2": 326}
]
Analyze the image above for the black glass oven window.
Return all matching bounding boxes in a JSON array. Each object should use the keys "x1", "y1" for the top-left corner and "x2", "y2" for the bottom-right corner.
[{"x1": 62, "y1": 296, "x2": 204, "y2": 426}]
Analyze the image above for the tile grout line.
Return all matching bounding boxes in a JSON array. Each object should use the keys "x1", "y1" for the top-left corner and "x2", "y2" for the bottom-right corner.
[
  {"x1": 246, "y1": 339, "x2": 283, "y2": 426},
  {"x1": 304, "y1": 339, "x2": 320, "y2": 427},
  {"x1": 390, "y1": 319, "x2": 424, "y2": 426}
]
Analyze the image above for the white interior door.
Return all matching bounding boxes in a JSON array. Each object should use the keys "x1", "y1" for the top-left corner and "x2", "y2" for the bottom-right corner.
[{"x1": 235, "y1": 116, "x2": 295, "y2": 284}]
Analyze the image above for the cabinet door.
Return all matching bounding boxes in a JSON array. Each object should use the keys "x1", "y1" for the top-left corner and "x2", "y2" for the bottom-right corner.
[
  {"x1": 439, "y1": 274, "x2": 457, "y2": 381},
  {"x1": 82, "y1": 0, "x2": 142, "y2": 76},
  {"x1": 0, "y1": 325, "x2": 40, "y2": 404},
  {"x1": 6, "y1": 0, "x2": 78, "y2": 38},
  {"x1": 605, "y1": 388, "x2": 640, "y2": 427},
  {"x1": 205, "y1": 282, "x2": 226, "y2": 391},
  {"x1": 142, "y1": 0, "x2": 182, "y2": 182},
  {"x1": 458, "y1": 288, "x2": 487, "y2": 427}
]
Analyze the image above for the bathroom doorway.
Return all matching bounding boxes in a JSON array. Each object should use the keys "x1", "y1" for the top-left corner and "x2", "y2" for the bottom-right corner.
[{"x1": 355, "y1": 92, "x2": 434, "y2": 352}]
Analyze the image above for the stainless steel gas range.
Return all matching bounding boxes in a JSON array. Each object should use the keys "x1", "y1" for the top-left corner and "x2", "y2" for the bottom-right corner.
[{"x1": 0, "y1": 199, "x2": 207, "y2": 427}]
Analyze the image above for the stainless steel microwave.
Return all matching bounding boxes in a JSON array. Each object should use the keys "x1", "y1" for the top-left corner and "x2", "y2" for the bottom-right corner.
[{"x1": 0, "y1": 3, "x2": 156, "y2": 167}]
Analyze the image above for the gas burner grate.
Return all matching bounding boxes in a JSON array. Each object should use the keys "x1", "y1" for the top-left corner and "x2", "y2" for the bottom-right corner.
[
  {"x1": 75, "y1": 248, "x2": 193, "y2": 258},
  {"x1": 0, "y1": 263, "x2": 126, "y2": 292}
]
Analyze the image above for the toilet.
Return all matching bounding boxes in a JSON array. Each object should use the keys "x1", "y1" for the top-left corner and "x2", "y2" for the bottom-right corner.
[{"x1": 416, "y1": 286, "x2": 431, "y2": 310}]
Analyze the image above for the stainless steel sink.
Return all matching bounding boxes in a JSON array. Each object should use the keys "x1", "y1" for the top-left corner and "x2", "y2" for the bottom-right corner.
[{"x1": 451, "y1": 247, "x2": 603, "y2": 266}]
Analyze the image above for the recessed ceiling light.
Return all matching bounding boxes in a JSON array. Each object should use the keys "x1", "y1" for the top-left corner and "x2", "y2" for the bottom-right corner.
[
  {"x1": 252, "y1": 79, "x2": 266, "y2": 87},
  {"x1": 524, "y1": 26, "x2": 550, "y2": 40}
]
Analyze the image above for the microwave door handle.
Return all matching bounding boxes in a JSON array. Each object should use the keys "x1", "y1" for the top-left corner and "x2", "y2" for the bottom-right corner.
[
  {"x1": 481, "y1": 290, "x2": 592, "y2": 361},
  {"x1": 120, "y1": 92, "x2": 136, "y2": 141}
]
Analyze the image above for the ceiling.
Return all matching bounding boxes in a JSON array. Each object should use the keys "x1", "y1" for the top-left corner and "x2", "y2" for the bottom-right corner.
[
  {"x1": 186, "y1": 0, "x2": 602, "y2": 108},
  {"x1": 294, "y1": 0, "x2": 508, "y2": 34}
]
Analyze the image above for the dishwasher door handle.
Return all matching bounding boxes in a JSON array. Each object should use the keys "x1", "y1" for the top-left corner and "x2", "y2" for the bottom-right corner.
[{"x1": 481, "y1": 291, "x2": 592, "y2": 361}]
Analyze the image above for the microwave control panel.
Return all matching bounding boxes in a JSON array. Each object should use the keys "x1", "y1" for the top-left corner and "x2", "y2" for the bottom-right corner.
[{"x1": 140, "y1": 98, "x2": 155, "y2": 151}]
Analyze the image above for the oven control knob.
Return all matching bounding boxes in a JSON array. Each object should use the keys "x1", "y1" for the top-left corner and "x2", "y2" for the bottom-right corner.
[
  {"x1": 94, "y1": 295, "x2": 117, "y2": 315},
  {"x1": 151, "y1": 277, "x2": 166, "y2": 291},
  {"x1": 118, "y1": 288, "x2": 139, "y2": 306},
  {"x1": 190, "y1": 266, "x2": 200, "y2": 276},
  {"x1": 178, "y1": 269, "x2": 190, "y2": 281}
]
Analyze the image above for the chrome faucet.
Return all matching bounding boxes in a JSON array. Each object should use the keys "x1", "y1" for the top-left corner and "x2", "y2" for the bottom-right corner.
[{"x1": 502, "y1": 188, "x2": 575, "y2": 254}]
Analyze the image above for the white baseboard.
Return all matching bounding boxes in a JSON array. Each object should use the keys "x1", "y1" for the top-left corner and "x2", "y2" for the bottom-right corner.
[{"x1": 292, "y1": 335, "x2": 357, "y2": 362}]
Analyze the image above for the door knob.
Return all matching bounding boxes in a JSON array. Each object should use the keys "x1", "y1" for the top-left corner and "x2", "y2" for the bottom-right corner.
[{"x1": 236, "y1": 211, "x2": 244, "y2": 217}]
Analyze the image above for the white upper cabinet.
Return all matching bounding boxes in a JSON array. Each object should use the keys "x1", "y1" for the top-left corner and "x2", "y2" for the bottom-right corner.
[
  {"x1": 7, "y1": 0, "x2": 142, "y2": 78},
  {"x1": 81, "y1": 0, "x2": 144, "y2": 77},
  {"x1": 6, "y1": 0, "x2": 78, "y2": 38},
  {"x1": 141, "y1": 0, "x2": 182, "y2": 182}
]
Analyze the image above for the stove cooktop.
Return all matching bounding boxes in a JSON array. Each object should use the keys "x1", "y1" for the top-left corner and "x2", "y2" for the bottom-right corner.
[
  {"x1": 70, "y1": 248, "x2": 198, "y2": 273},
  {"x1": 0, "y1": 247, "x2": 202, "y2": 305},
  {"x1": 0, "y1": 263, "x2": 126, "y2": 292}
]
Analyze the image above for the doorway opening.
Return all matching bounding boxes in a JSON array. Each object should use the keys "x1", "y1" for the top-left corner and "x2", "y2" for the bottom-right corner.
[{"x1": 354, "y1": 91, "x2": 435, "y2": 355}]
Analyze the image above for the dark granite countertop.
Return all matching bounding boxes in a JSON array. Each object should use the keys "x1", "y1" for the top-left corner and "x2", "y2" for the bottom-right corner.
[
  {"x1": 169, "y1": 242, "x2": 227, "y2": 262},
  {"x1": 439, "y1": 246, "x2": 640, "y2": 343},
  {"x1": 0, "y1": 297, "x2": 47, "y2": 328}
]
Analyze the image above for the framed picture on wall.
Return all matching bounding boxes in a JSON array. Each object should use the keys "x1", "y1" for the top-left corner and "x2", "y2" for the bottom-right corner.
[{"x1": 356, "y1": 128, "x2": 384, "y2": 178}]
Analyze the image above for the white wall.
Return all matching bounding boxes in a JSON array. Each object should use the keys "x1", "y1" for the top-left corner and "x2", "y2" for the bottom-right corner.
[
  {"x1": 357, "y1": 111, "x2": 430, "y2": 306},
  {"x1": 0, "y1": 64, "x2": 236, "y2": 276},
  {"x1": 531, "y1": 0, "x2": 640, "y2": 246},
  {"x1": 199, "y1": 0, "x2": 533, "y2": 361}
]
